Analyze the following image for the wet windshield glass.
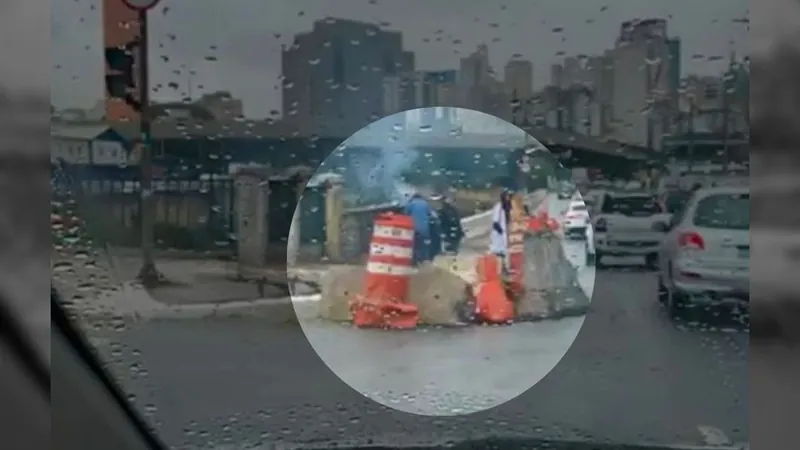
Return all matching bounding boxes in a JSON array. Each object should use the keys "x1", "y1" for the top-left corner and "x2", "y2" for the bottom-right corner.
[
  {"x1": 693, "y1": 193, "x2": 750, "y2": 230},
  {"x1": 51, "y1": 0, "x2": 749, "y2": 449},
  {"x1": 601, "y1": 196, "x2": 663, "y2": 215}
]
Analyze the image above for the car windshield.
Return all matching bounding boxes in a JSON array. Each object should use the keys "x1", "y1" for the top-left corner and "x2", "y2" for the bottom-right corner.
[
  {"x1": 693, "y1": 193, "x2": 750, "y2": 230},
  {"x1": 601, "y1": 195, "x2": 663, "y2": 215},
  {"x1": 50, "y1": 1, "x2": 748, "y2": 449}
]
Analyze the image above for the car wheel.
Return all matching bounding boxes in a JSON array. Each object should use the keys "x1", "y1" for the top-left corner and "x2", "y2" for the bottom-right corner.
[
  {"x1": 657, "y1": 275, "x2": 669, "y2": 304},
  {"x1": 595, "y1": 251, "x2": 605, "y2": 269},
  {"x1": 667, "y1": 286, "x2": 688, "y2": 320},
  {"x1": 645, "y1": 252, "x2": 659, "y2": 270},
  {"x1": 585, "y1": 250, "x2": 595, "y2": 266}
]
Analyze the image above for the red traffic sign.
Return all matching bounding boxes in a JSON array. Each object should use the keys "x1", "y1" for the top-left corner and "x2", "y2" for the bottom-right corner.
[{"x1": 121, "y1": 0, "x2": 161, "y2": 11}]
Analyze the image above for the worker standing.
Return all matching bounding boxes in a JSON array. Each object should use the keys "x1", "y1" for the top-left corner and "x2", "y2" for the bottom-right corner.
[
  {"x1": 490, "y1": 187, "x2": 513, "y2": 274},
  {"x1": 428, "y1": 195, "x2": 443, "y2": 261},
  {"x1": 404, "y1": 191, "x2": 433, "y2": 266},
  {"x1": 437, "y1": 193, "x2": 464, "y2": 255}
]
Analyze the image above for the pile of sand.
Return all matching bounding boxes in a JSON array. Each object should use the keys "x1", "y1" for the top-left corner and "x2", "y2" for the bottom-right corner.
[{"x1": 317, "y1": 263, "x2": 474, "y2": 326}]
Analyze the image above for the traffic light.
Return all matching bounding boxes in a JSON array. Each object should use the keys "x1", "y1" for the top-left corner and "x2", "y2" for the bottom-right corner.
[{"x1": 104, "y1": 44, "x2": 141, "y2": 111}]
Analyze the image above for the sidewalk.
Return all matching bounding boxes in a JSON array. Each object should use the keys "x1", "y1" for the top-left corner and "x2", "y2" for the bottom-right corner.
[
  {"x1": 58, "y1": 248, "x2": 483, "y2": 325},
  {"x1": 55, "y1": 191, "x2": 552, "y2": 323}
]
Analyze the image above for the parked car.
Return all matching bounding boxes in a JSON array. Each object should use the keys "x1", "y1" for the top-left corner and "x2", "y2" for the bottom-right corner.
[
  {"x1": 585, "y1": 219, "x2": 596, "y2": 266},
  {"x1": 562, "y1": 199, "x2": 591, "y2": 240},
  {"x1": 589, "y1": 191, "x2": 672, "y2": 270},
  {"x1": 557, "y1": 180, "x2": 575, "y2": 199},
  {"x1": 656, "y1": 185, "x2": 749, "y2": 320},
  {"x1": 582, "y1": 188, "x2": 606, "y2": 207}
]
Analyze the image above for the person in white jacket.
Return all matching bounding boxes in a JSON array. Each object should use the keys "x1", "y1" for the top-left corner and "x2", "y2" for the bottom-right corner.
[{"x1": 490, "y1": 188, "x2": 513, "y2": 274}]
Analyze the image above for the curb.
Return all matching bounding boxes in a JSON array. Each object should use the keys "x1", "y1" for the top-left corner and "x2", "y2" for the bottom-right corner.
[{"x1": 71, "y1": 293, "x2": 322, "y2": 324}]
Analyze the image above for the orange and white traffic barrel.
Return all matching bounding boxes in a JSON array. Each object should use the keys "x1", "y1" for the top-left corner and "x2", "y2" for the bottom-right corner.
[{"x1": 351, "y1": 213, "x2": 419, "y2": 329}]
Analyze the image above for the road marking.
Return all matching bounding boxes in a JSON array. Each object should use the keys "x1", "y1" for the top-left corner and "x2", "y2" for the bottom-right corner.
[{"x1": 697, "y1": 425, "x2": 732, "y2": 446}]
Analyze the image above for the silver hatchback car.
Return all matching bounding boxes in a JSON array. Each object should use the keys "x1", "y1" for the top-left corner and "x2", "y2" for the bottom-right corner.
[{"x1": 656, "y1": 185, "x2": 750, "y2": 319}]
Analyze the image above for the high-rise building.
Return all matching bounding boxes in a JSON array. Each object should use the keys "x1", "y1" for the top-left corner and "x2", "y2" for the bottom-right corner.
[
  {"x1": 504, "y1": 59, "x2": 533, "y2": 99},
  {"x1": 383, "y1": 70, "x2": 458, "y2": 130},
  {"x1": 610, "y1": 18, "x2": 676, "y2": 148},
  {"x1": 550, "y1": 63, "x2": 564, "y2": 88},
  {"x1": 383, "y1": 70, "x2": 457, "y2": 112},
  {"x1": 562, "y1": 56, "x2": 582, "y2": 87},
  {"x1": 459, "y1": 45, "x2": 491, "y2": 90},
  {"x1": 416, "y1": 70, "x2": 458, "y2": 106},
  {"x1": 282, "y1": 18, "x2": 414, "y2": 135},
  {"x1": 583, "y1": 52, "x2": 615, "y2": 135},
  {"x1": 666, "y1": 38, "x2": 682, "y2": 109},
  {"x1": 382, "y1": 74, "x2": 416, "y2": 115},
  {"x1": 458, "y1": 45, "x2": 494, "y2": 110}
]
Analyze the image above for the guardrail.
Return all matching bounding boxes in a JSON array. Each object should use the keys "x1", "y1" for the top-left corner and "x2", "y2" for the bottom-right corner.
[
  {"x1": 305, "y1": 188, "x2": 552, "y2": 264},
  {"x1": 341, "y1": 188, "x2": 547, "y2": 241}
]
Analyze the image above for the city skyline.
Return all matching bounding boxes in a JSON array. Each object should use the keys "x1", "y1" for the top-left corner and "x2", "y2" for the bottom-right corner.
[{"x1": 53, "y1": 0, "x2": 748, "y2": 118}]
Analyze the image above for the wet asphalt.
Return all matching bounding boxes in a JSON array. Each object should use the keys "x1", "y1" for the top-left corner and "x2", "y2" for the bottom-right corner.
[
  {"x1": 85, "y1": 200, "x2": 748, "y2": 450},
  {"x1": 90, "y1": 264, "x2": 747, "y2": 450}
]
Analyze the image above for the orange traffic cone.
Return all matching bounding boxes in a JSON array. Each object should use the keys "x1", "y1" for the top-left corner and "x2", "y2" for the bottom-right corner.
[
  {"x1": 350, "y1": 213, "x2": 419, "y2": 329},
  {"x1": 527, "y1": 215, "x2": 544, "y2": 232},
  {"x1": 473, "y1": 254, "x2": 515, "y2": 324}
]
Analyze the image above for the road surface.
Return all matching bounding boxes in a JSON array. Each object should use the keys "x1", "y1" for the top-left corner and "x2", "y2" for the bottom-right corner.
[{"x1": 83, "y1": 197, "x2": 747, "y2": 450}]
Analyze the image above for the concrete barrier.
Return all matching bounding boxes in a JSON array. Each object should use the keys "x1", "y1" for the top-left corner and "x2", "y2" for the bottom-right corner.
[
  {"x1": 317, "y1": 263, "x2": 473, "y2": 326},
  {"x1": 516, "y1": 233, "x2": 590, "y2": 321}
]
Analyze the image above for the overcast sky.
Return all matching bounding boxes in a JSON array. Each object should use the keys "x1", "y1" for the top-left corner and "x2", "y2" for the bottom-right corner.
[{"x1": 51, "y1": 0, "x2": 755, "y2": 117}]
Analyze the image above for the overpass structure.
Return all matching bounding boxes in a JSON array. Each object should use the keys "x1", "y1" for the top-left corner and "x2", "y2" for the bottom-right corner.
[
  {"x1": 326, "y1": 126, "x2": 654, "y2": 194},
  {"x1": 104, "y1": 119, "x2": 654, "y2": 177}
]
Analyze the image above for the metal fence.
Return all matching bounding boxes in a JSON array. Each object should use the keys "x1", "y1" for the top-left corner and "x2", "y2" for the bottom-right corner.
[
  {"x1": 338, "y1": 202, "x2": 404, "y2": 263},
  {"x1": 52, "y1": 161, "x2": 334, "y2": 258},
  {"x1": 51, "y1": 162, "x2": 235, "y2": 252}
]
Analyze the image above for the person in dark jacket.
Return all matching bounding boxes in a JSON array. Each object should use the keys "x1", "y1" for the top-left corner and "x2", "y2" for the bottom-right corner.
[
  {"x1": 404, "y1": 191, "x2": 433, "y2": 266},
  {"x1": 428, "y1": 202, "x2": 443, "y2": 261},
  {"x1": 437, "y1": 194, "x2": 464, "y2": 254}
]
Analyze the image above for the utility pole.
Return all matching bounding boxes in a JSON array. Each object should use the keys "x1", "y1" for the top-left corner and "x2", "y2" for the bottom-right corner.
[{"x1": 123, "y1": 0, "x2": 162, "y2": 286}]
